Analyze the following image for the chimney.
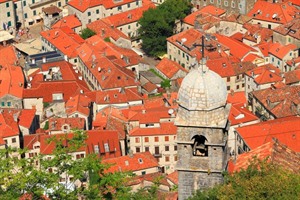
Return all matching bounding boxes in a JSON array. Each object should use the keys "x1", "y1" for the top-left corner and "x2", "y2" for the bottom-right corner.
[{"x1": 101, "y1": 28, "x2": 105, "y2": 36}]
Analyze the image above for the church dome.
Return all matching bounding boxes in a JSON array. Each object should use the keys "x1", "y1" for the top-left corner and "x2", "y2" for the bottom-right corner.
[{"x1": 178, "y1": 66, "x2": 227, "y2": 110}]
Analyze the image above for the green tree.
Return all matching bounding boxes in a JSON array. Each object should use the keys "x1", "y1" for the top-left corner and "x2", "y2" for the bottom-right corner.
[
  {"x1": 80, "y1": 28, "x2": 96, "y2": 39},
  {"x1": 0, "y1": 129, "x2": 132, "y2": 199},
  {"x1": 188, "y1": 158, "x2": 300, "y2": 200},
  {"x1": 138, "y1": 0, "x2": 192, "y2": 57}
]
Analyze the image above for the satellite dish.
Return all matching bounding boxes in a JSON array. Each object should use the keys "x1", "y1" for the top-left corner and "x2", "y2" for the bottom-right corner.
[{"x1": 168, "y1": 109, "x2": 174, "y2": 115}]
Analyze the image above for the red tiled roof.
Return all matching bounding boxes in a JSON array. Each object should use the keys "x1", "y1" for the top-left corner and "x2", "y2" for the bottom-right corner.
[
  {"x1": 129, "y1": 122, "x2": 177, "y2": 136},
  {"x1": 245, "y1": 64, "x2": 282, "y2": 85},
  {"x1": 243, "y1": 23, "x2": 273, "y2": 43},
  {"x1": 183, "y1": 6, "x2": 224, "y2": 26},
  {"x1": 236, "y1": 116, "x2": 300, "y2": 152},
  {"x1": 68, "y1": 0, "x2": 138, "y2": 12},
  {"x1": 207, "y1": 58, "x2": 256, "y2": 78},
  {"x1": 142, "y1": 82, "x2": 157, "y2": 93},
  {"x1": 24, "y1": 133, "x2": 46, "y2": 150},
  {"x1": 18, "y1": 109, "x2": 36, "y2": 128},
  {"x1": 52, "y1": 14, "x2": 81, "y2": 29},
  {"x1": 42, "y1": 5, "x2": 62, "y2": 15},
  {"x1": 247, "y1": 1, "x2": 299, "y2": 24},
  {"x1": 48, "y1": 117, "x2": 85, "y2": 131},
  {"x1": 156, "y1": 58, "x2": 187, "y2": 79},
  {"x1": 227, "y1": 91, "x2": 247, "y2": 105},
  {"x1": 66, "y1": 94, "x2": 91, "y2": 116},
  {"x1": 86, "y1": 130, "x2": 121, "y2": 158},
  {"x1": 228, "y1": 103, "x2": 259, "y2": 126},
  {"x1": 229, "y1": 138, "x2": 300, "y2": 173},
  {"x1": 0, "y1": 46, "x2": 24, "y2": 99},
  {"x1": 216, "y1": 34, "x2": 257, "y2": 60},
  {"x1": 167, "y1": 171, "x2": 178, "y2": 185},
  {"x1": 102, "y1": 151, "x2": 158, "y2": 173},
  {"x1": 269, "y1": 42, "x2": 297, "y2": 60},
  {"x1": 274, "y1": 18, "x2": 300, "y2": 40},
  {"x1": 23, "y1": 81, "x2": 89, "y2": 102},
  {"x1": 101, "y1": 2, "x2": 155, "y2": 27},
  {"x1": 285, "y1": 69, "x2": 300, "y2": 85},
  {"x1": 0, "y1": 110, "x2": 19, "y2": 139},
  {"x1": 86, "y1": 87, "x2": 143, "y2": 104},
  {"x1": 40, "y1": 27, "x2": 84, "y2": 58},
  {"x1": 87, "y1": 20, "x2": 129, "y2": 41},
  {"x1": 252, "y1": 85, "x2": 300, "y2": 118}
]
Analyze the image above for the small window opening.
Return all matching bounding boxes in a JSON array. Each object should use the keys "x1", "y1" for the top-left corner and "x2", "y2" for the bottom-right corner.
[{"x1": 191, "y1": 135, "x2": 208, "y2": 157}]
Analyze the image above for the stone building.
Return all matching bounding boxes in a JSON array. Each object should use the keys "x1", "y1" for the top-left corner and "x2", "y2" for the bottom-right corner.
[
  {"x1": 175, "y1": 58, "x2": 230, "y2": 199},
  {"x1": 191, "y1": 0, "x2": 256, "y2": 15}
]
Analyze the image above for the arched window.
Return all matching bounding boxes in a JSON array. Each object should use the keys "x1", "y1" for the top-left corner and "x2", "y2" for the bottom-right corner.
[{"x1": 191, "y1": 135, "x2": 208, "y2": 157}]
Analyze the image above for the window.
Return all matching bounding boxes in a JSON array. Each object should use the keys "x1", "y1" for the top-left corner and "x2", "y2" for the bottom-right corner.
[
  {"x1": 23, "y1": 1, "x2": 26, "y2": 6},
  {"x1": 12, "y1": 138, "x2": 16, "y2": 143},
  {"x1": 24, "y1": 13, "x2": 28, "y2": 19},
  {"x1": 128, "y1": 25, "x2": 131, "y2": 29},
  {"x1": 236, "y1": 85, "x2": 240, "y2": 90},
  {"x1": 136, "y1": 147, "x2": 140, "y2": 153},
  {"x1": 142, "y1": 171, "x2": 146, "y2": 175},
  {"x1": 178, "y1": 50, "x2": 180, "y2": 54},
  {"x1": 33, "y1": 10, "x2": 36, "y2": 16},
  {"x1": 288, "y1": 37, "x2": 291, "y2": 42},
  {"x1": 145, "y1": 146, "x2": 149, "y2": 152},
  {"x1": 210, "y1": 0, "x2": 214, "y2": 3},
  {"x1": 174, "y1": 155, "x2": 178, "y2": 161},
  {"x1": 165, "y1": 156, "x2": 170, "y2": 162},
  {"x1": 96, "y1": 9, "x2": 99, "y2": 14},
  {"x1": 94, "y1": 145, "x2": 99, "y2": 153},
  {"x1": 224, "y1": 1, "x2": 228, "y2": 6},
  {"x1": 231, "y1": 2, "x2": 235, "y2": 8},
  {"x1": 74, "y1": 59, "x2": 77, "y2": 63},
  {"x1": 144, "y1": 137, "x2": 149, "y2": 142},
  {"x1": 182, "y1": 52, "x2": 185, "y2": 58},
  {"x1": 127, "y1": 3, "x2": 130, "y2": 8},
  {"x1": 7, "y1": 12, "x2": 10, "y2": 17},
  {"x1": 1, "y1": 102, "x2": 4, "y2": 106},
  {"x1": 227, "y1": 77, "x2": 230, "y2": 82},
  {"x1": 227, "y1": 86, "x2": 230, "y2": 90},
  {"x1": 272, "y1": 57, "x2": 274, "y2": 62},
  {"x1": 6, "y1": 2, "x2": 9, "y2": 7},
  {"x1": 118, "y1": 6, "x2": 122, "y2": 11},
  {"x1": 155, "y1": 146, "x2": 159, "y2": 155},
  {"x1": 136, "y1": 0, "x2": 139, "y2": 6},
  {"x1": 165, "y1": 146, "x2": 169, "y2": 151},
  {"x1": 32, "y1": 0, "x2": 35, "y2": 3},
  {"x1": 135, "y1": 137, "x2": 140, "y2": 143},
  {"x1": 88, "y1": 12, "x2": 91, "y2": 16},
  {"x1": 165, "y1": 136, "x2": 169, "y2": 141},
  {"x1": 242, "y1": 83, "x2": 245, "y2": 88},
  {"x1": 58, "y1": 2, "x2": 61, "y2": 7},
  {"x1": 155, "y1": 137, "x2": 159, "y2": 142},
  {"x1": 218, "y1": 0, "x2": 221, "y2": 5},
  {"x1": 104, "y1": 143, "x2": 109, "y2": 152},
  {"x1": 174, "y1": 145, "x2": 177, "y2": 151},
  {"x1": 7, "y1": 102, "x2": 11, "y2": 107}
]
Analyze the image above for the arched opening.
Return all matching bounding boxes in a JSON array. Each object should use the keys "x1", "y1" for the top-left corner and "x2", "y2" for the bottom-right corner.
[{"x1": 191, "y1": 135, "x2": 208, "y2": 157}]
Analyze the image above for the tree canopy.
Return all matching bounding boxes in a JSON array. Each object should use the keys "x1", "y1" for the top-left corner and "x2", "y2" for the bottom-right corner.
[
  {"x1": 80, "y1": 28, "x2": 96, "y2": 39},
  {"x1": 0, "y1": 129, "x2": 131, "y2": 199},
  {"x1": 138, "y1": 0, "x2": 192, "y2": 57},
  {"x1": 188, "y1": 158, "x2": 300, "y2": 200}
]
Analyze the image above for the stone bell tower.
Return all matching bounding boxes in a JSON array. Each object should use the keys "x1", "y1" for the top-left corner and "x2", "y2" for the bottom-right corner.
[{"x1": 175, "y1": 57, "x2": 230, "y2": 200}]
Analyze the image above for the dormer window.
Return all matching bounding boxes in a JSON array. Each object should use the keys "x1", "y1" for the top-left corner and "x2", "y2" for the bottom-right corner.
[
  {"x1": 138, "y1": 158, "x2": 143, "y2": 164},
  {"x1": 191, "y1": 135, "x2": 208, "y2": 157}
]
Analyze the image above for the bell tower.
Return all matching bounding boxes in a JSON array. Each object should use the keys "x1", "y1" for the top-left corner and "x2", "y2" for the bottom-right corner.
[{"x1": 175, "y1": 57, "x2": 230, "y2": 200}]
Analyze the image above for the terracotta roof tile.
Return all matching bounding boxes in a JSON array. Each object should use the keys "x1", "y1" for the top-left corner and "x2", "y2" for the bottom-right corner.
[
  {"x1": 48, "y1": 117, "x2": 85, "y2": 131},
  {"x1": 269, "y1": 42, "x2": 297, "y2": 60},
  {"x1": 236, "y1": 116, "x2": 300, "y2": 152},
  {"x1": 52, "y1": 14, "x2": 81, "y2": 29},
  {"x1": 252, "y1": 85, "x2": 300, "y2": 118},
  {"x1": 245, "y1": 64, "x2": 282, "y2": 85},
  {"x1": 228, "y1": 103, "x2": 259, "y2": 126},
  {"x1": 227, "y1": 91, "x2": 247, "y2": 105},
  {"x1": 229, "y1": 138, "x2": 300, "y2": 173},
  {"x1": 247, "y1": 1, "x2": 299, "y2": 25},
  {"x1": 129, "y1": 122, "x2": 177, "y2": 136},
  {"x1": 156, "y1": 58, "x2": 187, "y2": 79},
  {"x1": 42, "y1": 5, "x2": 62, "y2": 15},
  {"x1": 66, "y1": 94, "x2": 91, "y2": 116},
  {"x1": 40, "y1": 27, "x2": 84, "y2": 58},
  {"x1": 102, "y1": 151, "x2": 158, "y2": 173}
]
